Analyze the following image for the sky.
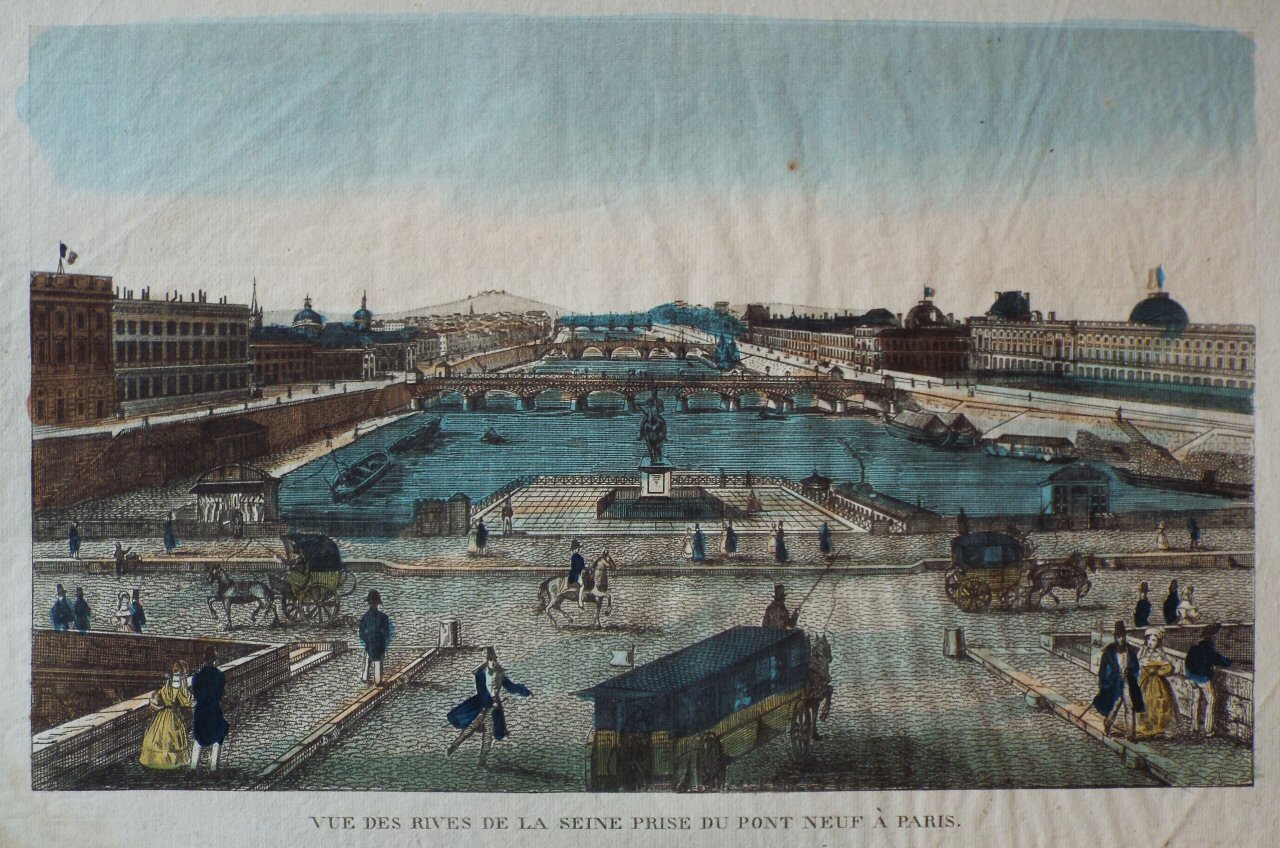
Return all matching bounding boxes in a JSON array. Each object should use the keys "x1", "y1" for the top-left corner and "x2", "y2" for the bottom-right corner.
[{"x1": 18, "y1": 14, "x2": 1258, "y2": 322}]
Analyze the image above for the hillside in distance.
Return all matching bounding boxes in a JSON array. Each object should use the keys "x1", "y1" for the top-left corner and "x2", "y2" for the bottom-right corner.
[{"x1": 384, "y1": 289, "x2": 568, "y2": 319}]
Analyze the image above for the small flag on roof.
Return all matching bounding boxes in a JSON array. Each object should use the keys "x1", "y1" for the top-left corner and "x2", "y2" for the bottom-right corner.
[
  {"x1": 58, "y1": 242, "x2": 78, "y2": 272},
  {"x1": 924, "y1": 285, "x2": 935, "y2": 298},
  {"x1": 1147, "y1": 265, "x2": 1165, "y2": 290}
]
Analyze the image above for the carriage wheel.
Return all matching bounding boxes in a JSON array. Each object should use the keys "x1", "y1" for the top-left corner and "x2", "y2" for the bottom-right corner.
[
  {"x1": 300, "y1": 586, "x2": 334, "y2": 623},
  {"x1": 955, "y1": 578, "x2": 992, "y2": 613},
  {"x1": 280, "y1": 593, "x2": 302, "y2": 622},
  {"x1": 944, "y1": 568, "x2": 963, "y2": 601},
  {"x1": 696, "y1": 733, "x2": 727, "y2": 790},
  {"x1": 789, "y1": 702, "x2": 814, "y2": 762}
]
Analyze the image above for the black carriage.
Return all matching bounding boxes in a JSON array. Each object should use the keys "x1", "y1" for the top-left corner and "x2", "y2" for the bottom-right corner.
[
  {"x1": 269, "y1": 533, "x2": 355, "y2": 623},
  {"x1": 579, "y1": 626, "x2": 830, "y2": 792},
  {"x1": 944, "y1": 531, "x2": 1092, "y2": 612}
]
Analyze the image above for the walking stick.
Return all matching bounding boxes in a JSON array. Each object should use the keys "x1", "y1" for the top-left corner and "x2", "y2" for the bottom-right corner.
[
  {"x1": 446, "y1": 708, "x2": 491, "y2": 756},
  {"x1": 791, "y1": 559, "x2": 836, "y2": 624}
]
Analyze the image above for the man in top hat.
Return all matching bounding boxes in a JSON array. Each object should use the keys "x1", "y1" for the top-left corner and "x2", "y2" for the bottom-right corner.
[
  {"x1": 567, "y1": 540, "x2": 587, "y2": 609},
  {"x1": 762, "y1": 584, "x2": 800, "y2": 630},
  {"x1": 446, "y1": 646, "x2": 532, "y2": 762},
  {"x1": 358, "y1": 590, "x2": 392, "y2": 686},
  {"x1": 1134, "y1": 582, "x2": 1152, "y2": 629},
  {"x1": 1185, "y1": 622, "x2": 1233, "y2": 736},
  {"x1": 1092, "y1": 621, "x2": 1145, "y2": 741}
]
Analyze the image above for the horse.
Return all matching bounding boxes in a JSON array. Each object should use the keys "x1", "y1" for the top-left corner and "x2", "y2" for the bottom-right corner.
[
  {"x1": 803, "y1": 634, "x2": 834, "y2": 738},
  {"x1": 534, "y1": 551, "x2": 616, "y2": 629},
  {"x1": 207, "y1": 565, "x2": 278, "y2": 629},
  {"x1": 1029, "y1": 553, "x2": 1093, "y2": 608}
]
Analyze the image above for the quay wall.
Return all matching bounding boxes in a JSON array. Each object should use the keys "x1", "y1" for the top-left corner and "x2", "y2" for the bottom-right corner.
[
  {"x1": 32, "y1": 633, "x2": 292, "y2": 788},
  {"x1": 33, "y1": 387, "x2": 416, "y2": 512}
]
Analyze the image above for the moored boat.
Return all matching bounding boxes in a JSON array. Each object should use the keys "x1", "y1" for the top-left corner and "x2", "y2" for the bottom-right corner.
[
  {"x1": 1112, "y1": 466, "x2": 1252, "y2": 499},
  {"x1": 983, "y1": 434, "x2": 1076, "y2": 463},
  {"x1": 387, "y1": 417, "x2": 441, "y2": 455},
  {"x1": 330, "y1": 450, "x2": 394, "y2": 501}
]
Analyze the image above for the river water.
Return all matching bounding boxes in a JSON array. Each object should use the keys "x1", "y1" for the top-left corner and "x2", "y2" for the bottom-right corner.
[{"x1": 278, "y1": 356, "x2": 1234, "y2": 527}]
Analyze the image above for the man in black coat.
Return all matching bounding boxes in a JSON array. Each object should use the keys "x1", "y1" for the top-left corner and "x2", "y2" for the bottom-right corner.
[
  {"x1": 359, "y1": 590, "x2": 392, "y2": 686},
  {"x1": 1185, "y1": 623, "x2": 1233, "y2": 736},
  {"x1": 1134, "y1": 582, "x2": 1152, "y2": 628},
  {"x1": 1162, "y1": 579, "x2": 1180, "y2": 626},
  {"x1": 1092, "y1": 621, "x2": 1145, "y2": 741},
  {"x1": 191, "y1": 645, "x2": 229, "y2": 772}
]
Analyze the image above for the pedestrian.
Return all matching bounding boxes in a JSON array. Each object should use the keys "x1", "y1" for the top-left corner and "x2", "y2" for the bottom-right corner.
[
  {"x1": 719, "y1": 520, "x2": 738, "y2": 560},
  {"x1": 1162, "y1": 579, "x2": 1180, "y2": 626},
  {"x1": 68, "y1": 523, "x2": 81, "y2": 560},
  {"x1": 468, "y1": 520, "x2": 488, "y2": 556},
  {"x1": 127, "y1": 589, "x2": 146, "y2": 634},
  {"x1": 818, "y1": 522, "x2": 834, "y2": 560},
  {"x1": 114, "y1": 542, "x2": 131, "y2": 578},
  {"x1": 49, "y1": 584, "x2": 74, "y2": 632},
  {"x1": 140, "y1": 661, "x2": 194, "y2": 769},
  {"x1": 773, "y1": 521, "x2": 789, "y2": 564},
  {"x1": 1185, "y1": 623, "x2": 1232, "y2": 736},
  {"x1": 1135, "y1": 628, "x2": 1177, "y2": 739},
  {"x1": 1187, "y1": 515, "x2": 1201, "y2": 551},
  {"x1": 1155, "y1": 520, "x2": 1170, "y2": 551},
  {"x1": 72, "y1": 587, "x2": 91, "y2": 633},
  {"x1": 691, "y1": 523, "x2": 706, "y2": 563},
  {"x1": 446, "y1": 646, "x2": 532, "y2": 763},
  {"x1": 501, "y1": 496, "x2": 514, "y2": 535},
  {"x1": 744, "y1": 470, "x2": 753, "y2": 488},
  {"x1": 719, "y1": 468, "x2": 728, "y2": 488},
  {"x1": 1134, "y1": 582, "x2": 1151, "y2": 628},
  {"x1": 190, "y1": 646, "x2": 229, "y2": 773},
  {"x1": 762, "y1": 584, "x2": 799, "y2": 630},
  {"x1": 163, "y1": 512, "x2": 179, "y2": 556},
  {"x1": 358, "y1": 590, "x2": 392, "y2": 686},
  {"x1": 956, "y1": 508, "x2": 969, "y2": 536},
  {"x1": 1177, "y1": 585, "x2": 1202, "y2": 625},
  {"x1": 1091, "y1": 621, "x2": 1144, "y2": 742}
]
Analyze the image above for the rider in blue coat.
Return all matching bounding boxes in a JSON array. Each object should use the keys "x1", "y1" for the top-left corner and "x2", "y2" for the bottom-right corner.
[{"x1": 447, "y1": 647, "x2": 531, "y2": 748}]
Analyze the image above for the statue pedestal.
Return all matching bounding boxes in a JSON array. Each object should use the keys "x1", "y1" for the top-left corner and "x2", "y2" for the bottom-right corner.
[{"x1": 638, "y1": 462, "x2": 672, "y2": 498}]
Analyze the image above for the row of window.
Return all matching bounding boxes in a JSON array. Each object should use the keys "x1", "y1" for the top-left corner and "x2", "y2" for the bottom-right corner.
[
  {"x1": 118, "y1": 370, "x2": 249, "y2": 401},
  {"x1": 978, "y1": 327, "x2": 1252, "y2": 353},
  {"x1": 115, "y1": 340, "x2": 247, "y2": 364},
  {"x1": 32, "y1": 337, "x2": 110, "y2": 367},
  {"x1": 115, "y1": 319, "x2": 247, "y2": 338}
]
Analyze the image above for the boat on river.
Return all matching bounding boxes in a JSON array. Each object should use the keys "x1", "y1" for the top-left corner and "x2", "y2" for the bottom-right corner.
[
  {"x1": 330, "y1": 450, "x2": 393, "y2": 502},
  {"x1": 758, "y1": 408, "x2": 788, "y2": 421},
  {"x1": 983, "y1": 434, "x2": 1076, "y2": 463},
  {"x1": 1113, "y1": 466, "x2": 1252, "y2": 499},
  {"x1": 885, "y1": 410, "x2": 980, "y2": 450},
  {"x1": 387, "y1": 417, "x2": 441, "y2": 455},
  {"x1": 480, "y1": 427, "x2": 509, "y2": 444}
]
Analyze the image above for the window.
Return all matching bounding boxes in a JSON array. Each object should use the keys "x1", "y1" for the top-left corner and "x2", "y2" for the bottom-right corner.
[
  {"x1": 117, "y1": 320, "x2": 126, "y2": 334},
  {"x1": 194, "y1": 323, "x2": 202, "y2": 336},
  {"x1": 181, "y1": 321, "x2": 190, "y2": 335},
  {"x1": 75, "y1": 311, "x2": 86, "y2": 330},
  {"x1": 140, "y1": 321, "x2": 150, "y2": 335}
]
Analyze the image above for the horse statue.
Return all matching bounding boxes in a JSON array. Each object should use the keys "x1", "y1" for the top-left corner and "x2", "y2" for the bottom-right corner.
[
  {"x1": 803, "y1": 633, "x2": 834, "y2": 738},
  {"x1": 207, "y1": 565, "x2": 278, "y2": 629},
  {"x1": 638, "y1": 390, "x2": 668, "y2": 465},
  {"x1": 534, "y1": 551, "x2": 617, "y2": 628}
]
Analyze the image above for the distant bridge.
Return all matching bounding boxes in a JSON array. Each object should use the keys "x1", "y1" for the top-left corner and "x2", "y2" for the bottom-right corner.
[
  {"x1": 413, "y1": 373, "x2": 890, "y2": 412},
  {"x1": 550, "y1": 338, "x2": 712, "y2": 360}
]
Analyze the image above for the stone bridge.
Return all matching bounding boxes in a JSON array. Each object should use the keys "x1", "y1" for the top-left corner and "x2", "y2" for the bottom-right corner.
[
  {"x1": 550, "y1": 338, "x2": 712, "y2": 360},
  {"x1": 413, "y1": 373, "x2": 889, "y2": 412}
]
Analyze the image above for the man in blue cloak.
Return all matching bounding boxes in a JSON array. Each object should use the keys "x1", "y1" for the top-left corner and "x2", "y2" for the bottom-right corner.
[
  {"x1": 818, "y1": 522, "x2": 834, "y2": 560},
  {"x1": 1162, "y1": 579, "x2": 1180, "y2": 625},
  {"x1": 72, "y1": 587, "x2": 91, "y2": 633},
  {"x1": 190, "y1": 645, "x2": 229, "y2": 772},
  {"x1": 446, "y1": 646, "x2": 531, "y2": 763},
  {"x1": 691, "y1": 524, "x2": 706, "y2": 562},
  {"x1": 49, "y1": 584, "x2": 74, "y2": 632},
  {"x1": 1092, "y1": 621, "x2": 1145, "y2": 741}
]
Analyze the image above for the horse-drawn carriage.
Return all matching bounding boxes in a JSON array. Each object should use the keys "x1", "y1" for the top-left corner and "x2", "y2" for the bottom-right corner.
[
  {"x1": 579, "y1": 626, "x2": 832, "y2": 791},
  {"x1": 944, "y1": 531, "x2": 1092, "y2": 612},
  {"x1": 270, "y1": 533, "x2": 357, "y2": 624}
]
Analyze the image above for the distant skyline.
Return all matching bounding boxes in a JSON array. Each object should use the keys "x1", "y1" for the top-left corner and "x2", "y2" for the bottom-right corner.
[{"x1": 19, "y1": 14, "x2": 1257, "y2": 323}]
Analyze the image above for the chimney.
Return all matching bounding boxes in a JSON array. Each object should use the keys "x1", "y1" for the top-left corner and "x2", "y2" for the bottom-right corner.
[{"x1": 1048, "y1": 311, "x2": 1056, "y2": 322}]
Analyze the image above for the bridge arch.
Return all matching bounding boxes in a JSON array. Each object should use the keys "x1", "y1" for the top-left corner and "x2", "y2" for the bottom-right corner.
[
  {"x1": 648, "y1": 346, "x2": 676, "y2": 360},
  {"x1": 610, "y1": 346, "x2": 642, "y2": 360},
  {"x1": 580, "y1": 346, "x2": 606, "y2": 359}
]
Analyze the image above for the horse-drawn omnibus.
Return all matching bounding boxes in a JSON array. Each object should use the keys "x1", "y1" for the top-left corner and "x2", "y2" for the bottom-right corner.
[
  {"x1": 944, "y1": 530, "x2": 1092, "y2": 612},
  {"x1": 579, "y1": 626, "x2": 832, "y2": 791}
]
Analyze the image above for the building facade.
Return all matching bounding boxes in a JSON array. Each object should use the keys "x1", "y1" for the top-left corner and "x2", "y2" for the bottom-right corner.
[
  {"x1": 30, "y1": 272, "x2": 117, "y2": 425},
  {"x1": 113, "y1": 290, "x2": 252, "y2": 413},
  {"x1": 968, "y1": 289, "x2": 1255, "y2": 390}
]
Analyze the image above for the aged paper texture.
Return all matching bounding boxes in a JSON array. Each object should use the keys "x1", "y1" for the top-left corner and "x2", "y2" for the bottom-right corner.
[{"x1": 0, "y1": 1, "x2": 1276, "y2": 846}]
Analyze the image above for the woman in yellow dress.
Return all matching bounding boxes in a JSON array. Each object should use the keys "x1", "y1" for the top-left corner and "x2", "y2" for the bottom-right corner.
[
  {"x1": 140, "y1": 661, "x2": 195, "y2": 769},
  {"x1": 1135, "y1": 628, "x2": 1178, "y2": 738}
]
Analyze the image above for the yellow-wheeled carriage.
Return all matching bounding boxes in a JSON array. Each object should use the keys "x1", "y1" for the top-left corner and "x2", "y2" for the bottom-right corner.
[{"x1": 269, "y1": 533, "x2": 356, "y2": 624}]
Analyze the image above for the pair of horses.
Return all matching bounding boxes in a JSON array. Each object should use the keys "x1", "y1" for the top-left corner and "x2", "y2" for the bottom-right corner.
[{"x1": 534, "y1": 552, "x2": 617, "y2": 628}]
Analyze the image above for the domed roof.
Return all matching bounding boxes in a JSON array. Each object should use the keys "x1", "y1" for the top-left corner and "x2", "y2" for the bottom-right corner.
[
  {"x1": 860, "y1": 308, "x2": 898, "y2": 326},
  {"x1": 1128, "y1": 291, "x2": 1188, "y2": 330},
  {"x1": 904, "y1": 300, "x2": 947, "y2": 329},
  {"x1": 292, "y1": 295, "x2": 325, "y2": 327},
  {"x1": 988, "y1": 291, "x2": 1031, "y2": 321},
  {"x1": 353, "y1": 292, "x2": 373, "y2": 323}
]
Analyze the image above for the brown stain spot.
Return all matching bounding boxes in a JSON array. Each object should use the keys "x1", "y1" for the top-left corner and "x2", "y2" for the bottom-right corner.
[{"x1": 787, "y1": 160, "x2": 799, "y2": 171}]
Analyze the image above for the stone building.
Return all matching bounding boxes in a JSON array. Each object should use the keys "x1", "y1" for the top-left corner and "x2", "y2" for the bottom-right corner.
[
  {"x1": 30, "y1": 271, "x2": 118, "y2": 425},
  {"x1": 112, "y1": 289, "x2": 252, "y2": 413}
]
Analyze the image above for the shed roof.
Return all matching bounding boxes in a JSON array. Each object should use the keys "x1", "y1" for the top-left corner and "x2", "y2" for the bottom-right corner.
[
  {"x1": 580, "y1": 626, "x2": 800, "y2": 700},
  {"x1": 1040, "y1": 463, "x2": 1110, "y2": 486}
]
